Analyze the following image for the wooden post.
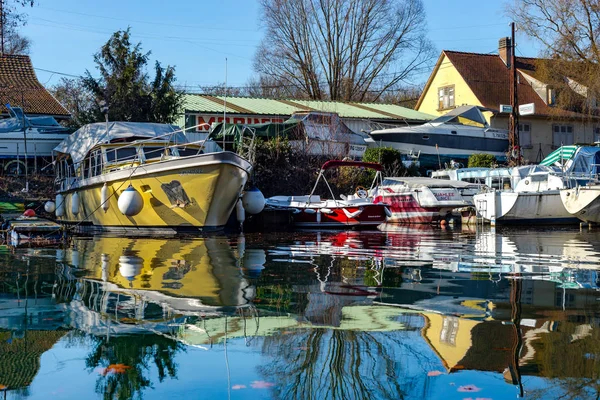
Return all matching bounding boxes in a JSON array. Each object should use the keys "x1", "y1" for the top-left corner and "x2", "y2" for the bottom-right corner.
[{"x1": 509, "y1": 22, "x2": 520, "y2": 165}]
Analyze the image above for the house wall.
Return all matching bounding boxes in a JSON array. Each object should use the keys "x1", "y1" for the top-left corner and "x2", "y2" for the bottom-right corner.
[
  {"x1": 416, "y1": 54, "x2": 481, "y2": 117},
  {"x1": 491, "y1": 116, "x2": 599, "y2": 163}
]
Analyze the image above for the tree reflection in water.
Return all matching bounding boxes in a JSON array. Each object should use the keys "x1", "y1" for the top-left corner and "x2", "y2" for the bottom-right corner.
[
  {"x1": 84, "y1": 334, "x2": 183, "y2": 400},
  {"x1": 259, "y1": 324, "x2": 432, "y2": 399}
]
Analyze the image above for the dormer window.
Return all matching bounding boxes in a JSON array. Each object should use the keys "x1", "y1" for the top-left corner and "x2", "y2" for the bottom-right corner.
[
  {"x1": 547, "y1": 87, "x2": 556, "y2": 105},
  {"x1": 438, "y1": 85, "x2": 455, "y2": 110}
]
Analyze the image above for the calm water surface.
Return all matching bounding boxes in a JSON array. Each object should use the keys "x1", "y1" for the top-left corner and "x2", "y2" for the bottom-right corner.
[{"x1": 2, "y1": 226, "x2": 600, "y2": 399}]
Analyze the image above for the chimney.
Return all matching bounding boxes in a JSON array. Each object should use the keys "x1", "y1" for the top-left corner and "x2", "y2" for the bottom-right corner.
[{"x1": 499, "y1": 37, "x2": 512, "y2": 68}]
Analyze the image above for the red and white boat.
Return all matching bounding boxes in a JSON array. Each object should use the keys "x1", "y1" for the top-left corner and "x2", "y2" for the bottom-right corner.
[
  {"x1": 373, "y1": 177, "x2": 476, "y2": 224},
  {"x1": 265, "y1": 160, "x2": 389, "y2": 228}
]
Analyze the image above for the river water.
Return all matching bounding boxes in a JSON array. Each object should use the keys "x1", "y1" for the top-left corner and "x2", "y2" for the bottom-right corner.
[{"x1": 1, "y1": 225, "x2": 600, "y2": 399}]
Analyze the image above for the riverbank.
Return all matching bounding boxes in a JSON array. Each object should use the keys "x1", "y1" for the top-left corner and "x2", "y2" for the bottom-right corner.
[{"x1": 0, "y1": 176, "x2": 54, "y2": 214}]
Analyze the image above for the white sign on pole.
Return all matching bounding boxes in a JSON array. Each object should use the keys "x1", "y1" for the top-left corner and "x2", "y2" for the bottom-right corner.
[
  {"x1": 519, "y1": 103, "x2": 535, "y2": 116},
  {"x1": 499, "y1": 104, "x2": 513, "y2": 113}
]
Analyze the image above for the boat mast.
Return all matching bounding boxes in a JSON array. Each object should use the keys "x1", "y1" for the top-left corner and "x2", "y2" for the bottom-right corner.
[
  {"x1": 509, "y1": 22, "x2": 520, "y2": 165},
  {"x1": 223, "y1": 57, "x2": 227, "y2": 151}
]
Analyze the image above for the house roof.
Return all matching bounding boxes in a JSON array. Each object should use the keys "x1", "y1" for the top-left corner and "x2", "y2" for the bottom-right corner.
[
  {"x1": 181, "y1": 94, "x2": 434, "y2": 122},
  {"x1": 417, "y1": 50, "x2": 591, "y2": 119},
  {"x1": 0, "y1": 55, "x2": 70, "y2": 117}
]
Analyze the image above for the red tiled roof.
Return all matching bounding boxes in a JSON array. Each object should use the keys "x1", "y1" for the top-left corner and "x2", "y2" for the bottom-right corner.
[
  {"x1": 443, "y1": 51, "x2": 585, "y2": 119},
  {"x1": 0, "y1": 55, "x2": 70, "y2": 117}
]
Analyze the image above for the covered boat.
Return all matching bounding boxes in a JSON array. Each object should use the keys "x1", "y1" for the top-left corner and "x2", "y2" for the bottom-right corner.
[
  {"x1": 52, "y1": 122, "x2": 252, "y2": 234},
  {"x1": 264, "y1": 160, "x2": 389, "y2": 228},
  {"x1": 368, "y1": 105, "x2": 508, "y2": 167},
  {"x1": 560, "y1": 146, "x2": 600, "y2": 223},
  {"x1": 373, "y1": 177, "x2": 477, "y2": 224}
]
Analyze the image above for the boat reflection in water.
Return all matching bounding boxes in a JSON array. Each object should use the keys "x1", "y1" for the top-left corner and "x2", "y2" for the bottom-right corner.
[{"x1": 2, "y1": 229, "x2": 600, "y2": 399}]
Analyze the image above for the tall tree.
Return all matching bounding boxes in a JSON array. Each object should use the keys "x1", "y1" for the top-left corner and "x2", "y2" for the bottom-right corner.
[
  {"x1": 0, "y1": 0, "x2": 34, "y2": 54},
  {"x1": 254, "y1": 0, "x2": 434, "y2": 102},
  {"x1": 82, "y1": 28, "x2": 183, "y2": 124},
  {"x1": 509, "y1": 0, "x2": 600, "y2": 114}
]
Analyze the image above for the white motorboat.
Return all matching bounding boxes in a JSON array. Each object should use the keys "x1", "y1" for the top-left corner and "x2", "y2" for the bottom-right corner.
[
  {"x1": 368, "y1": 105, "x2": 508, "y2": 167},
  {"x1": 474, "y1": 165, "x2": 578, "y2": 225},
  {"x1": 0, "y1": 106, "x2": 71, "y2": 170},
  {"x1": 264, "y1": 160, "x2": 389, "y2": 228},
  {"x1": 373, "y1": 177, "x2": 477, "y2": 223}
]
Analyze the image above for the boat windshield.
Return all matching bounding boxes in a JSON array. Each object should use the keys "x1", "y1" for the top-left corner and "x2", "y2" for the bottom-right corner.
[{"x1": 430, "y1": 106, "x2": 489, "y2": 128}]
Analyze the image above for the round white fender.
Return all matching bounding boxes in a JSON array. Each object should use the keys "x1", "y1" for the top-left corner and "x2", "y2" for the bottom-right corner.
[
  {"x1": 343, "y1": 207, "x2": 363, "y2": 219},
  {"x1": 118, "y1": 185, "x2": 143, "y2": 216},
  {"x1": 242, "y1": 186, "x2": 265, "y2": 214},
  {"x1": 44, "y1": 201, "x2": 56, "y2": 213},
  {"x1": 71, "y1": 192, "x2": 80, "y2": 215},
  {"x1": 304, "y1": 208, "x2": 316, "y2": 214},
  {"x1": 118, "y1": 255, "x2": 143, "y2": 284},
  {"x1": 101, "y1": 183, "x2": 110, "y2": 212},
  {"x1": 320, "y1": 208, "x2": 333, "y2": 214},
  {"x1": 55, "y1": 194, "x2": 65, "y2": 217}
]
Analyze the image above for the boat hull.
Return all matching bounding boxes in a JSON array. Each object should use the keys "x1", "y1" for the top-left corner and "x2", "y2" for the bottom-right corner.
[
  {"x1": 561, "y1": 186, "x2": 600, "y2": 223},
  {"x1": 474, "y1": 190, "x2": 578, "y2": 224},
  {"x1": 56, "y1": 152, "x2": 251, "y2": 233},
  {"x1": 374, "y1": 192, "x2": 462, "y2": 224},
  {"x1": 291, "y1": 204, "x2": 388, "y2": 228}
]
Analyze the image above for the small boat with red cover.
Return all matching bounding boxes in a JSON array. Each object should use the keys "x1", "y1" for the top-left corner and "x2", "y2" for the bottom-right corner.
[{"x1": 265, "y1": 160, "x2": 389, "y2": 228}]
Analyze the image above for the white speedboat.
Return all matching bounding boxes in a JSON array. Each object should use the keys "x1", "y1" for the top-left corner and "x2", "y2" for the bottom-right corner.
[
  {"x1": 373, "y1": 177, "x2": 477, "y2": 223},
  {"x1": 264, "y1": 161, "x2": 389, "y2": 228},
  {"x1": 368, "y1": 105, "x2": 508, "y2": 167},
  {"x1": 474, "y1": 165, "x2": 578, "y2": 225},
  {"x1": 52, "y1": 122, "x2": 252, "y2": 234},
  {"x1": 0, "y1": 106, "x2": 71, "y2": 172}
]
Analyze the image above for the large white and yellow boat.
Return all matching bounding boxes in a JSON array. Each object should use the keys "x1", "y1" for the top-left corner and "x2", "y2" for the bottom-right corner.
[{"x1": 52, "y1": 122, "x2": 252, "y2": 234}]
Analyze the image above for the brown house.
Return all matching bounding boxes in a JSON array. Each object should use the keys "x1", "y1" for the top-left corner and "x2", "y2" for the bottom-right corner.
[
  {"x1": 416, "y1": 39, "x2": 600, "y2": 163},
  {"x1": 0, "y1": 54, "x2": 70, "y2": 120}
]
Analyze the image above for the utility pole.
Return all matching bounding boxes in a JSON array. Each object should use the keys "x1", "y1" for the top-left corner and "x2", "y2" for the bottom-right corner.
[
  {"x1": 0, "y1": 0, "x2": 4, "y2": 54},
  {"x1": 509, "y1": 22, "x2": 520, "y2": 165}
]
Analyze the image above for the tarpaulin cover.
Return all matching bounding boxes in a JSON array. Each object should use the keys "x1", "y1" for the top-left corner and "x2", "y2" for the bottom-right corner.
[
  {"x1": 210, "y1": 120, "x2": 302, "y2": 144},
  {"x1": 53, "y1": 122, "x2": 184, "y2": 165},
  {"x1": 540, "y1": 145, "x2": 578, "y2": 166}
]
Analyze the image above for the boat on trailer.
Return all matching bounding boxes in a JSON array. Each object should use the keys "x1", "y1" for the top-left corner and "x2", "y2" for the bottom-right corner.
[
  {"x1": 264, "y1": 160, "x2": 389, "y2": 228},
  {"x1": 51, "y1": 122, "x2": 252, "y2": 234}
]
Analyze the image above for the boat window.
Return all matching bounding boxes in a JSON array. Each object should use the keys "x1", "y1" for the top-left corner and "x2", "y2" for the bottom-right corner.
[
  {"x1": 105, "y1": 147, "x2": 138, "y2": 163},
  {"x1": 422, "y1": 135, "x2": 430, "y2": 141},
  {"x1": 451, "y1": 130, "x2": 457, "y2": 134},
  {"x1": 142, "y1": 146, "x2": 166, "y2": 160},
  {"x1": 174, "y1": 147, "x2": 201, "y2": 157}
]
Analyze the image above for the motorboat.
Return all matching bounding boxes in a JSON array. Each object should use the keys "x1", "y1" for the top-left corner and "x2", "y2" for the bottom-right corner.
[
  {"x1": 373, "y1": 177, "x2": 477, "y2": 224},
  {"x1": 0, "y1": 106, "x2": 71, "y2": 172},
  {"x1": 51, "y1": 122, "x2": 252, "y2": 234},
  {"x1": 474, "y1": 164, "x2": 578, "y2": 225},
  {"x1": 264, "y1": 160, "x2": 389, "y2": 228},
  {"x1": 368, "y1": 105, "x2": 508, "y2": 167},
  {"x1": 559, "y1": 146, "x2": 600, "y2": 224}
]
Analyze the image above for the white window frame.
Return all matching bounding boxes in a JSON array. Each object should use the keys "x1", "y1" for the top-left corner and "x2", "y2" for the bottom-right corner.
[
  {"x1": 438, "y1": 85, "x2": 455, "y2": 110},
  {"x1": 552, "y1": 124, "x2": 574, "y2": 148},
  {"x1": 518, "y1": 122, "x2": 532, "y2": 148}
]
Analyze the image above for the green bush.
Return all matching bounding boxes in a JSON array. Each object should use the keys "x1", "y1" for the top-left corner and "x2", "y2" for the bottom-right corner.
[{"x1": 467, "y1": 153, "x2": 497, "y2": 168}]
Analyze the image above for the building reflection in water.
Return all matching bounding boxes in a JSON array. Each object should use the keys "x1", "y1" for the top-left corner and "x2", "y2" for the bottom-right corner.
[{"x1": 1, "y1": 227, "x2": 600, "y2": 398}]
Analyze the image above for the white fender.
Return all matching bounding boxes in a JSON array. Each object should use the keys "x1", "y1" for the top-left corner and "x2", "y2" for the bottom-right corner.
[
  {"x1": 44, "y1": 201, "x2": 56, "y2": 213},
  {"x1": 71, "y1": 192, "x2": 80, "y2": 215},
  {"x1": 236, "y1": 198, "x2": 246, "y2": 224},
  {"x1": 55, "y1": 194, "x2": 65, "y2": 217},
  {"x1": 316, "y1": 211, "x2": 321, "y2": 223},
  {"x1": 343, "y1": 207, "x2": 363, "y2": 219},
  {"x1": 101, "y1": 183, "x2": 110, "y2": 212},
  {"x1": 304, "y1": 209, "x2": 316, "y2": 214},
  {"x1": 119, "y1": 255, "x2": 143, "y2": 284},
  {"x1": 242, "y1": 186, "x2": 265, "y2": 214},
  {"x1": 320, "y1": 208, "x2": 333, "y2": 214},
  {"x1": 118, "y1": 185, "x2": 143, "y2": 216}
]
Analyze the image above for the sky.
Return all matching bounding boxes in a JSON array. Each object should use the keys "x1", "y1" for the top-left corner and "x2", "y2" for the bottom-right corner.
[{"x1": 19, "y1": 0, "x2": 542, "y2": 92}]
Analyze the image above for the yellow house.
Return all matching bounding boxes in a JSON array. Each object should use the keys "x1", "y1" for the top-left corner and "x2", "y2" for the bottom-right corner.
[{"x1": 416, "y1": 39, "x2": 600, "y2": 163}]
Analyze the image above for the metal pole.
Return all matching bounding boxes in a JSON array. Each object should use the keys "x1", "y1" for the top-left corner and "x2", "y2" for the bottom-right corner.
[
  {"x1": 509, "y1": 22, "x2": 520, "y2": 165},
  {"x1": 223, "y1": 57, "x2": 227, "y2": 151}
]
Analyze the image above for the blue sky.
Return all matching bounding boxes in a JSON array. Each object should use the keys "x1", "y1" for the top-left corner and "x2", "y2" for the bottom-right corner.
[{"x1": 20, "y1": 0, "x2": 541, "y2": 91}]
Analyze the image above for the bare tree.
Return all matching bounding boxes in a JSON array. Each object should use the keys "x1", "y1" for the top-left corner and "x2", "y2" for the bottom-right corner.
[
  {"x1": 509, "y1": 0, "x2": 600, "y2": 114},
  {"x1": 0, "y1": 0, "x2": 34, "y2": 54},
  {"x1": 255, "y1": 0, "x2": 434, "y2": 102},
  {"x1": 50, "y1": 77, "x2": 96, "y2": 128}
]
